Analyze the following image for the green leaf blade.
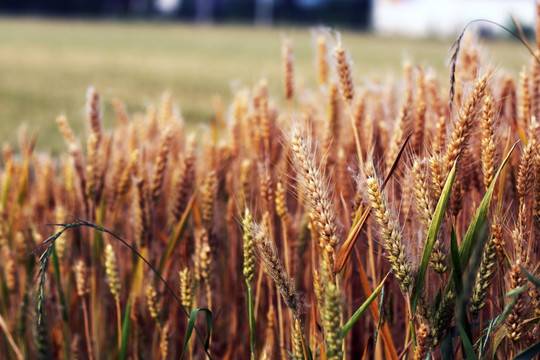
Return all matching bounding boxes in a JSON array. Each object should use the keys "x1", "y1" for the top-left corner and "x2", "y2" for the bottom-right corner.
[
  {"x1": 180, "y1": 308, "x2": 213, "y2": 359},
  {"x1": 118, "y1": 298, "x2": 132, "y2": 360},
  {"x1": 411, "y1": 160, "x2": 457, "y2": 314},
  {"x1": 340, "y1": 273, "x2": 389, "y2": 338}
]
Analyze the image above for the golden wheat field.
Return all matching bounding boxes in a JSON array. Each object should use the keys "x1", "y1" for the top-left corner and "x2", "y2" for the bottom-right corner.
[{"x1": 0, "y1": 12, "x2": 540, "y2": 360}]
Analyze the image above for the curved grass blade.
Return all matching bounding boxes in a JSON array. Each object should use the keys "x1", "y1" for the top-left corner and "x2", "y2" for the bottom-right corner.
[
  {"x1": 180, "y1": 308, "x2": 213, "y2": 359},
  {"x1": 118, "y1": 298, "x2": 132, "y2": 360},
  {"x1": 341, "y1": 272, "x2": 390, "y2": 338},
  {"x1": 450, "y1": 19, "x2": 540, "y2": 112},
  {"x1": 458, "y1": 142, "x2": 517, "y2": 269},
  {"x1": 513, "y1": 341, "x2": 540, "y2": 360},
  {"x1": 37, "y1": 220, "x2": 213, "y2": 359},
  {"x1": 411, "y1": 159, "x2": 457, "y2": 314}
]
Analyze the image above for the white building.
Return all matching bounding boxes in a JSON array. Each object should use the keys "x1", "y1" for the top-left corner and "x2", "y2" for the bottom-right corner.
[{"x1": 372, "y1": 0, "x2": 536, "y2": 38}]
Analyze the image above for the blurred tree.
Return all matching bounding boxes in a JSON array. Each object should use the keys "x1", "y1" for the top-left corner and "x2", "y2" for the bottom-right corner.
[{"x1": 0, "y1": 0, "x2": 371, "y2": 28}]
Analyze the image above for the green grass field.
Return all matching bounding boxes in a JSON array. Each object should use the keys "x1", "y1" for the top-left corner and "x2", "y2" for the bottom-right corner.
[{"x1": 0, "y1": 17, "x2": 529, "y2": 152}]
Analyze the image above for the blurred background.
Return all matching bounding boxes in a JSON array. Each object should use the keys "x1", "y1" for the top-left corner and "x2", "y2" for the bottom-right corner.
[{"x1": 0, "y1": 0, "x2": 536, "y2": 151}]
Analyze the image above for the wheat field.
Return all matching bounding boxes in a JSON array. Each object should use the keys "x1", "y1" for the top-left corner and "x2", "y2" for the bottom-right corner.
[
  {"x1": 0, "y1": 17, "x2": 528, "y2": 152},
  {"x1": 0, "y1": 14, "x2": 539, "y2": 360}
]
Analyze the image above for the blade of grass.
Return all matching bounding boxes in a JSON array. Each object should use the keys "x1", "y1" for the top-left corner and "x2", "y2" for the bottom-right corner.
[
  {"x1": 180, "y1": 308, "x2": 213, "y2": 360},
  {"x1": 411, "y1": 159, "x2": 457, "y2": 314},
  {"x1": 341, "y1": 272, "x2": 390, "y2": 338},
  {"x1": 38, "y1": 220, "x2": 213, "y2": 359},
  {"x1": 118, "y1": 297, "x2": 132, "y2": 360},
  {"x1": 458, "y1": 324, "x2": 478, "y2": 360},
  {"x1": 479, "y1": 316, "x2": 498, "y2": 359},
  {"x1": 246, "y1": 282, "x2": 255, "y2": 360}
]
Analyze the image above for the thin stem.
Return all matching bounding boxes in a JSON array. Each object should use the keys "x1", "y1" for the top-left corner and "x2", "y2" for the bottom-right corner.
[
  {"x1": 246, "y1": 282, "x2": 256, "y2": 360},
  {"x1": 115, "y1": 296, "x2": 122, "y2": 351},
  {"x1": 281, "y1": 218, "x2": 291, "y2": 278},
  {"x1": 82, "y1": 298, "x2": 94, "y2": 360},
  {"x1": 345, "y1": 101, "x2": 363, "y2": 168},
  {"x1": 254, "y1": 266, "x2": 264, "y2": 322},
  {"x1": 404, "y1": 296, "x2": 416, "y2": 360}
]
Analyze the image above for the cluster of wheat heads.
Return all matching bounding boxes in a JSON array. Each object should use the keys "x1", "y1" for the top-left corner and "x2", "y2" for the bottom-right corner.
[{"x1": 1, "y1": 22, "x2": 540, "y2": 360}]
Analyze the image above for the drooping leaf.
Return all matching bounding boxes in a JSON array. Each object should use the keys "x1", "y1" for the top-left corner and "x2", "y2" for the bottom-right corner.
[
  {"x1": 38, "y1": 220, "x2": 213, "y2": 358},
  {"x1": 180, "y1": 308, "x2": 213, "y2": 359}
]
